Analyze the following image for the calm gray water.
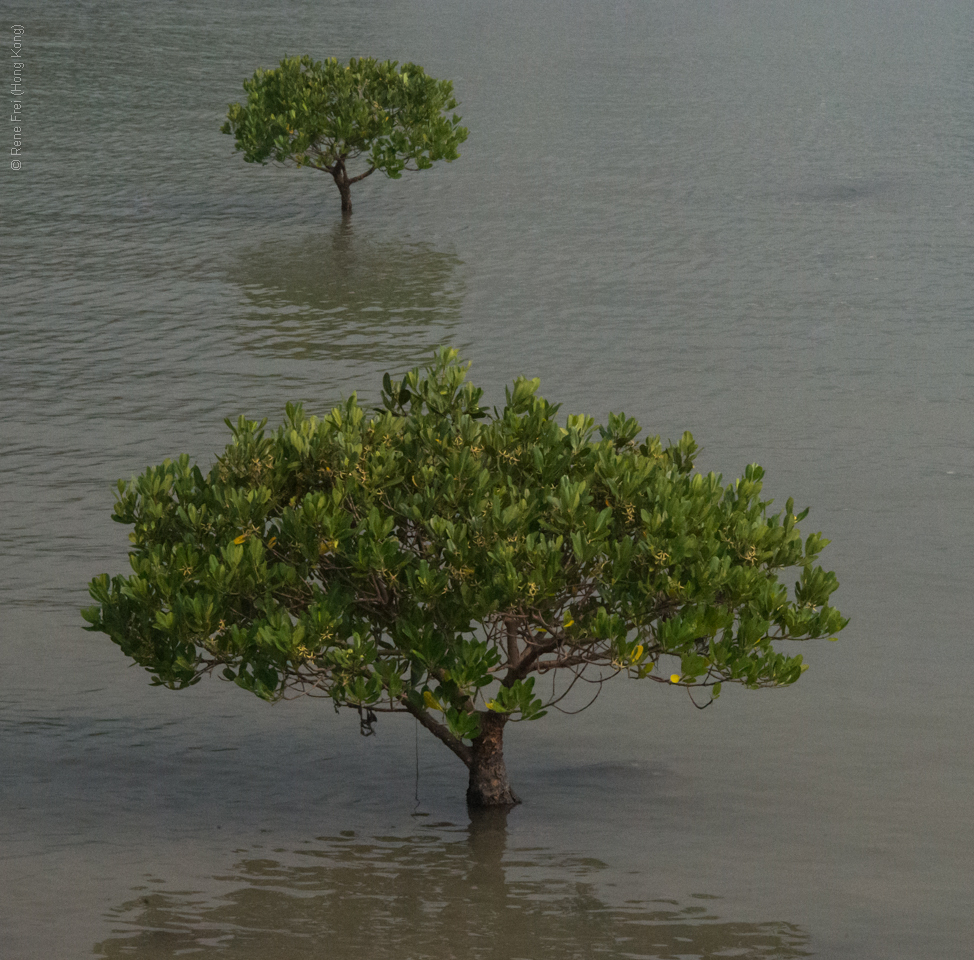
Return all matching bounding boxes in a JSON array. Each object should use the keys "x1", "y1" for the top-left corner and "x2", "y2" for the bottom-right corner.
[{"x1": 3, "y1": 0, "x2": 973, "y2": 956}]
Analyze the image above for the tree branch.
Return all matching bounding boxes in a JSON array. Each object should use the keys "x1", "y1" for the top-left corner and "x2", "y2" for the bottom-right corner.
[
  {"x1": 504, "y1": 617, "x2": 519, "y2": 672},
  {"x1": 402, "y1": 698, "x2": 473, "y2": 768},
  {"x1": 533, "y1": 654, "x2": 590, "y2": 674},
  {"x1": 505, "y1": 628, "x2": 559, "y2": 686},
  {"x1": 348, "y1": 166, "x2": 376, "y2": 185}
]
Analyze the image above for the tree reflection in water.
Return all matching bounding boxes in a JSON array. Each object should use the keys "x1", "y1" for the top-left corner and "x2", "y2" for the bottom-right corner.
[
  {"x1": 95, "y1": 810, "x2": 810, "y2": 959},
  {"x1": 228, "y1": 221, "x2": 465, "y2": 364}
]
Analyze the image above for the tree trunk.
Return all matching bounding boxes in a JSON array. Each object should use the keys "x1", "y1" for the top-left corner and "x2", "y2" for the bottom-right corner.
[
  {"x1": 467, "y1": 712, "x2": 520, "y2": 807},
  {"x1": 337, "y1": 180, "x2": 352, "y2": 216},
  {"x1": 332, "y1": 160, "x2": 353, "y2": 216}
]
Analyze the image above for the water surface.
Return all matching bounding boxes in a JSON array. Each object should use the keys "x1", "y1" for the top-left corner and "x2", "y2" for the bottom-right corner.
[{"x1": 3, "y1": 0, "x2": 973, "y2": 956}]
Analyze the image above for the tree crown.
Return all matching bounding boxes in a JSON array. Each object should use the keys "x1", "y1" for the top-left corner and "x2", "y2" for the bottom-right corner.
[
  {"x1": 84, "y1": 349, "x2": 847, "y2": 744},
  {"x1": 221, "y1": 55, "x2": 468, "y2": 179}
]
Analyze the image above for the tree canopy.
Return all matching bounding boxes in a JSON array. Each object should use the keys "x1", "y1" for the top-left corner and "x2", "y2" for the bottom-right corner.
[
  {"x1": 221, "y1": 56, "x2": 468, "y2": 215},
  {"x1": 84, "y1": 349, "x2": 847, "y2": 805}
]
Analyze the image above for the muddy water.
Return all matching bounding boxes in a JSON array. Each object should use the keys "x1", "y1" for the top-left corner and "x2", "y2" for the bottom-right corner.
[{"x1": 3, "y1": 0, "x2": 973, "y2": 956}]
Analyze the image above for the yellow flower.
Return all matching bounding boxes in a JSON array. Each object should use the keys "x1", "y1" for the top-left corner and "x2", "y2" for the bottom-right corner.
[{"x1": 670, "y1": 674, "x2": 681, "y2": 684}]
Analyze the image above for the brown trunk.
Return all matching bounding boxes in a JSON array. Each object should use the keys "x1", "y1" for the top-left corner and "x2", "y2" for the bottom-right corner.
[
  {"x1": 338, "y1": 180, "x2": 352, "y2": 216},
  {"x1": 332, "y1": 160, "x2": 352, "y2": 216},
  {"x1": 467, "y1": 712, "x2": 520, "y2": 807}
]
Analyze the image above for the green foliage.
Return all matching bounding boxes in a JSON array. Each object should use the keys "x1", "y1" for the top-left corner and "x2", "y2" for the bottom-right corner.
[
  {"x1": 221, "y1": 55, "x2": 468, "y2": 213},
  {"x1": 84, "y1": 349, "x2": 848, "y2": 743}
]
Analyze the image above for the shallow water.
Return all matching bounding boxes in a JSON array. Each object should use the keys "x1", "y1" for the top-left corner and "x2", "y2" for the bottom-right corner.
[{"x1": 3, "y1": 0, "x2": 974, "y2": 956}]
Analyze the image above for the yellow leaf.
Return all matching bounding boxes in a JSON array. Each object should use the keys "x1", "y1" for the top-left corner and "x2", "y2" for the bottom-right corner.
[
  {"x1": 670, "y1": 674, "x2": 681, "y2": 684},
  {"x1": 423, "y1": 691, "x2": 443, "y2": 712},
  {"x1": 267, "y1": 536, "x2": 277, "y2": 548},
  {"x1": 233, "y1": 534, "x2": 247, "y2": 545},
  {"x1": 631, "y1": 644, "x2": 644, "y2": 663}
]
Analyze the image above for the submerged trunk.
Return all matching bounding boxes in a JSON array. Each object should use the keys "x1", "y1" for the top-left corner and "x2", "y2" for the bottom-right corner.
[
  {"x1": 467, "y1": 712, "x2": 520, "y2": 807},
  {"x1": 337, "y1": 179, "x2": 352, "y2": 216},
  {"x1": 331, "y1": 161, "x2": 352, "y2": 216}
]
